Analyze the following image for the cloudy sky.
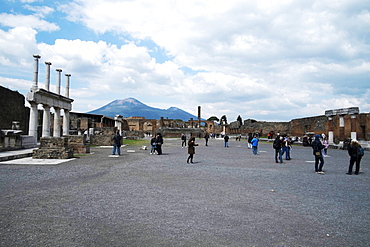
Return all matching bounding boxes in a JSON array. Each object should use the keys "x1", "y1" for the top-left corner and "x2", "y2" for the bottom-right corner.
[{"x1": 1, "y1": 0, "x2": 369, "y2": 122}]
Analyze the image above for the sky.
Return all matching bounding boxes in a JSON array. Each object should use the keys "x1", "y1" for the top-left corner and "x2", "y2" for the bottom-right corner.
[{"x1": 0, "y1": 0, "x2": 369, "y2": 122}]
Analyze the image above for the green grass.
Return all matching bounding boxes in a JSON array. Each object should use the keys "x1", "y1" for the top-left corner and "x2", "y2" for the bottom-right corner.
[{"x1": 122, "y1": 139, "x2": 149, "y2": 146}]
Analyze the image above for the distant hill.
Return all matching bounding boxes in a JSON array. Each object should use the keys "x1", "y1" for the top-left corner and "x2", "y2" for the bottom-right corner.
[{"x1": 87, "y1": 98, "x2": 199, "y2": 121}]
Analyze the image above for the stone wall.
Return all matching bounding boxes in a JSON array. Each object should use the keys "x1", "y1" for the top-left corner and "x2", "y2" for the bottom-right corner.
[
  {"x1": 32, "y1": 137, "x2": 73, "y2": 159},
  {"x1": 67, "y1": 135, "x2": 90, "y2": 154},
  {"x1": 0, "y1": 86, "x2": 29, "y2": 134},
  {"x1": 230, "y1": 119, "x2": 290, "y2": 137},
  {"x1": 89, "y1": 127, "x2": 116, "y2": 146},
  {"x1": 290, "y1": 115, "x2": 327, "y2": 137}
]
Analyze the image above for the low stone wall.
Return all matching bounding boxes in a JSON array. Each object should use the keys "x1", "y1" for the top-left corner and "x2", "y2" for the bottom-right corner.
[
  {"x1": 32, "y1": 137, "x2": 73, "y2": 159},
  {"x1": 67, "y1": 135, "x2": 90, "y2": 154}
]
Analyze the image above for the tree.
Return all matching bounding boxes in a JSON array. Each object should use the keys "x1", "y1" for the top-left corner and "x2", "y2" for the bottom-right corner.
[
  {"x1": 207, "y1": 116, "x2": 219, "y2": 122},
  {"x1": 220, "y1": 115, "x2": 228, "y2": 124},
  {"x1": 237, "y1": 115, "x2": 243, "y2": 125}
]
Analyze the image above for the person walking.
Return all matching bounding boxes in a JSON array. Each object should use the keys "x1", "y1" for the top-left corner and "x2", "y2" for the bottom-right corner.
[
  {"x1": 273, "y1": 136, "x2": 283, "y2": 163},
  {"x1": 251, "y1": 135, "x2": 259, "y2": 155},
  {"x1": 112, "y1": 131, "x2": 122, "y2": 155},
  {"x1": 150, "y1": 135, "x2": 157, "y2": 154},
  {"x1": 187, "y1": 137, "x2": 199, "y2": 163},
  {"x1": 247, "y1": 133, "x2": 253, "y2": 149},
  {"x1": 224, "y1": 134, "x2": 229, "y2": 147},
  {"x1": 181, "y1": 133, "x2": 187, "y2": 148},
  {"x1": 284, "y1": 136, "x2": 292, "y2": 160},
  {"x1": 204, "y1": 132, "x2": 210, "y2": 146},
  {"x1": 155, "y1": 133, "x2": 164, "y2": 155},
  {"x1": 322, "y1": 137, "x2": 329, "y2": 156},
  {"x1": 346, "y1": 139, "x2": 364, "y2": 175},
  {"x1": 311, "y1": 134, "x2": 325, "y2": 174}
]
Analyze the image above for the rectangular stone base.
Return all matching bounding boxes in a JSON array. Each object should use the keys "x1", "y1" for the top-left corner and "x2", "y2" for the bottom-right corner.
[
  {"x1": 32, "y1": 137, "x2": 74, "y2": 159},
  {"x1": 32, "y1": 148, "x2": 73, "y2": 159}
]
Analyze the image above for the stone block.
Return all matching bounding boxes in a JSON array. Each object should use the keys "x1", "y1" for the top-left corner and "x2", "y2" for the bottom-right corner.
[{"x1": 32, "y1": 147, "x2": 73, "y2": 159}]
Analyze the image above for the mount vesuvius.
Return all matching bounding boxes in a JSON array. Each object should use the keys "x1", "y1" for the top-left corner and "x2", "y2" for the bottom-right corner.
[{"x1": 87, "y1": 98, "x2": 199, "y2": 121}]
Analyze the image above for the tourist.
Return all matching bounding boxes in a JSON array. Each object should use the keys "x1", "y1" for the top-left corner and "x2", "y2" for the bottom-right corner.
[
  {"x1": 251, "y1": 135, "x2": 259, "y2": 155},
  {"x1": 224, "y1": 134, "x2": 229, "y2": 147},
  {"x1": 311, "y1": 134, "x2": 325, "y2": 174},
  {"x1": 187, "y1": 137, "x2": 199, "y2": 163},
  {"x1": 346, "y1": 139, "x2": 364, "y2": 175},
  {"x1": 155, "y1": 133, "x2": 164, "y2": 155},
  {"x1": 150, "y1": 135, "x2": 157, "y2": 154},
  {"x1": 284, "y1": 136, "x2": 292, "y2": 160},
  {"x1": 322, "y1": 137, "x2": 329, "y2": 156},
  {"x1": 204, "y1": 132, "x2": 210, "y2": 146},
  {"x1": 281, "y1": 136, "x2": 287, "y2": 158},
  {"x1": 247, "y1": 133, "x2": 253, "y2": 148},
  {"x1": 273, "y1": 135, "x2": 283, "y2": 163},
  {"x1": 181, "y1": 133, "x2": 187, "y2": 148},
  {"x1": 112, "y1": 131, "x2": 122, "y2": 155}
]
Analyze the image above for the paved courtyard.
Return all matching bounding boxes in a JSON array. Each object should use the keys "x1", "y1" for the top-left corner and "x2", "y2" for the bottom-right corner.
[{"x1": 0, "y1": 138, "x2": 369, "y2": 246}]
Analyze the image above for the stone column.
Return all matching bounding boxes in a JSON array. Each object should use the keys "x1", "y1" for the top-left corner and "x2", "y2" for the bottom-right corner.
[
  {"x1": 65, "y1": 74, "x2": 71, "y2": 98},
  {"x1": 339, "y1": 115, "x2": 345, "y2": 142},
  {"x1": 56, "y1": 69, "x2": 62, "y2": 95},
  {"x1": 327, "y1": 116, "x2": 334, "y2": 144},
  {"x1": 32, "y1": 55, "x2": 41, "y2": 90},
  {"x1": 42, "y1": 104, "x2": 51, "y2": 137},
  {"x1": 53, "y1": 107, "x2": 61, "y2": 137},
  {"x1": 115, "y1": 115, "x2": 123, "y2": 134},
  {"x1": 45, "y1": 62, "x2": 52, "y2": 91},
  {"x1": 63, "y1": 109, "x2": 70, "y2": 136},
  {"x1": 351, "y1": 115, "x2": 357, "y2": 140},
  {"x1": 198, "y1": 106, "x2": 201, "y2": 127},
  {"x1": 28, "y1": 102, "x2": 38, "y2": 142}
]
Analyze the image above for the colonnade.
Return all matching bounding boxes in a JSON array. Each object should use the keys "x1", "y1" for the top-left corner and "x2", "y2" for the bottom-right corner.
[{"x1": 27, "y1": 55, "x2": 74, "y2": 143}]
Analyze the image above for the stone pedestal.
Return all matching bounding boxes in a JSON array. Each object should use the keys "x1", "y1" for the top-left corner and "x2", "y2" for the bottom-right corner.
[
  {"x1": 67, "y1": 135, "x2": 90, "y2": 154},
  {"x1": 32, "y1": 137, "x2": 73, "y2": 159}
]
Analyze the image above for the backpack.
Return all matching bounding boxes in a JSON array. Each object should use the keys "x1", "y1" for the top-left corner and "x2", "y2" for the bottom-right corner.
[{"x1": 358, "y1": 147, "x2": 365, "y2": 156}]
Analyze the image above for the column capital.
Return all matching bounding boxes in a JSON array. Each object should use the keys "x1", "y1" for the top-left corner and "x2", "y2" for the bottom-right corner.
[
  {"x1": 45, "y1": 61, "x2": 52, "y2": 65},
  {"x1": 56, "y1": 68, "x2": 62, "y2": 72},
  {"x1": 33, "y1": 54, "x2": 41, "y2": 59}
]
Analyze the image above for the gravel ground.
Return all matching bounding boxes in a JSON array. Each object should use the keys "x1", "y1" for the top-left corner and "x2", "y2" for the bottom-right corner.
[{"x1": 0, "y1": 138, "x2": 369, "y2": 247}]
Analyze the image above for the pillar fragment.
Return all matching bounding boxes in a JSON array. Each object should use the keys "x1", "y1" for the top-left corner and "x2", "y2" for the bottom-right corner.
[
  {"x1": 63, "y1": 109, "x2": 70, "y2": 136},
  {"x1": 28, "y1": 102, "x2": 38, "y2": 143},
  {"x1": 53, "y1": 107, "x2": 61, "y2": 137},
  {"x1": 45, "y1": 62, "x2": 52, "y2": 91},
  {"x1": 56, "y1": 69, "x2": 62, "y2": 95},
  {"x1": 42, "y1": 104, "x2": 51, "y2": 137},
  {"x1": 65, "y1": 74, "x2": 71, "y2": 98},
  {"x1": 32, "y1": 55, "x2": 41, "y2": 90}
]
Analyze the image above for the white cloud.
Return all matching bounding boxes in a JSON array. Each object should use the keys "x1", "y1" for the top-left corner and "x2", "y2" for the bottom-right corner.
[
  {"x1": 23, "y1": 5, "x2": 55, "y2": 18},
  {"x1": 1, "y1": 0, "x2": 369, "y2": 121},
  {"x1": 0, "y1": 27, "x2": 38, "y2": 67},
  {"x1": 0, "y1": 13, "x2": 59, "y2": 31}
]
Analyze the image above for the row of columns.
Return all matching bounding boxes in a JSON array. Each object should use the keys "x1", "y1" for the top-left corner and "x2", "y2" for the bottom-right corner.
[{"x1": 29, "y1": 55, "x2": 73, "y2": 140}]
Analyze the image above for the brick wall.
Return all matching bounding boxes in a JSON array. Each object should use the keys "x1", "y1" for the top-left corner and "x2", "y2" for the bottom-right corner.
[{"x1": 0, "y1": 86, "x2": 29, "y2": 134}]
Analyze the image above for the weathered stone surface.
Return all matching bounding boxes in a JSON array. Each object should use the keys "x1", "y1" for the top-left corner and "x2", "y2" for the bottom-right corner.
[
  {"x1": 32, "y1": 148, "x2": 73, "y2": 159},
  {"x1": 66, "y1": 135, "x2": 90, "y2": 154},
  {"x1": 32, "y1": 137, "x2": 73, "y2": 159}
]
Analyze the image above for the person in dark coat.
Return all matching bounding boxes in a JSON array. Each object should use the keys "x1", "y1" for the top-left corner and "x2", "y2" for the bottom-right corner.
[
  {"x1": 311, "y1": 134, "x2": 325, "y2": 174},
  {"x1": 155, "y1": 133, "x2": 164, "y2": 155},
  {"x1": 181, "y1": 133, "x2": 187, "y2": 148},
  {"x1": 346, "y1": 139, "x2": 363, "y2": 175},
  {"x1": 187, "y1": 137, "x2": 199, "y2": 163},
  {"x1": 150, "y1": 135, "x2": 157, "y2": 154},
  {"x1": 112, "y1": 131, "x2": 122, "y2": 155},
  {"x1": 224, "y1": 134, "x2": 229, "y2": 147},
  {"x1": 204, "y1": 132, "x2": 210, "y2": 146},
  {"x1": 273, "y1": 136, "x2": 283, "y2": 163}
]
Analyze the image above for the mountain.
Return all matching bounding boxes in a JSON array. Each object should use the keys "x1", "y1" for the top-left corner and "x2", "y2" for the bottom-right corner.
[{"x1": 87, "y1": 98, "x2": 199, "y2": 121}]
